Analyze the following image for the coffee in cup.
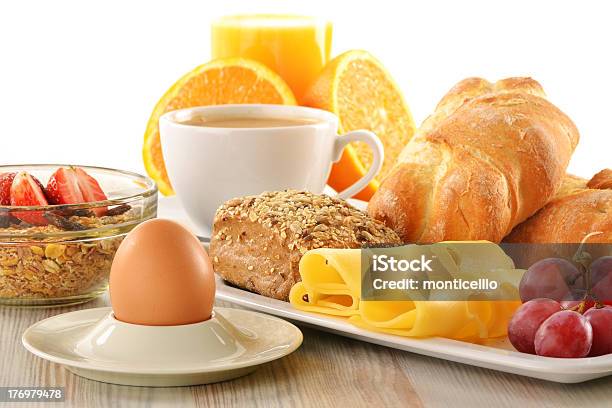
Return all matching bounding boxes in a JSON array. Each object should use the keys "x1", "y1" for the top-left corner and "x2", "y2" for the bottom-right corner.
[{"x1": 159, "y1": 104, "x2": 383, "y2": 236}]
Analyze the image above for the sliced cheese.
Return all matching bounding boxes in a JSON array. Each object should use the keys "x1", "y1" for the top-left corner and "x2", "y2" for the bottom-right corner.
[
  {"x1": 289, "y1": 242, "x2": 524, "y2": 341},
  {"x1": 288, "y1": 249, "x2": 361, "y2": 316}
]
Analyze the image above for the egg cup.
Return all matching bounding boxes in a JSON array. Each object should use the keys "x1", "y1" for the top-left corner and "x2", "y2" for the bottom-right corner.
[{"x1": 22, "y1": 307, "x2": 303, "y2": 386}]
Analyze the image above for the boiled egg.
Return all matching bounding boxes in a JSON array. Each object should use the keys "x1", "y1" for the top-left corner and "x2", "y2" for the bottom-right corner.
[{"x1": 110, "y1": 218, "x2": 215, "y2": 326}]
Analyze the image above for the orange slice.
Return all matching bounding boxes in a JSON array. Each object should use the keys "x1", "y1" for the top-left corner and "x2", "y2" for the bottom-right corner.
[
  {"x1": 303, "y1": 50, "x2": 416, "y2": 201},
  {"x1": 143, "y1": 58, "x2": 297, "y2": 195}
]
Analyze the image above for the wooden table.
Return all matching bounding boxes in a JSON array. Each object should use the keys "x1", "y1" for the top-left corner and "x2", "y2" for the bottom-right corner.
[{"x1": 1, "y1": 294, "x2": 611, "y2": 408}]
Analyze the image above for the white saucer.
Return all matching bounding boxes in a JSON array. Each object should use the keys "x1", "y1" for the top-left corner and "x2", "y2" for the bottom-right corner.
[{"x1": 22, "y1": 307, "x2": 302, "y2": 387}]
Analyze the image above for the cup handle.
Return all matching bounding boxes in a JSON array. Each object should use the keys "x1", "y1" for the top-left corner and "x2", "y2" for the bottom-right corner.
[{"x1": 332, "y1": 130, "x2": 384, "y2": 199}]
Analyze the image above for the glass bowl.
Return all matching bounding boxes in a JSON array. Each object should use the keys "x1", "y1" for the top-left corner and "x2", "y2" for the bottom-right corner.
[{"x1": 0, "y1": 164, "x2": 157, "y2": 307}]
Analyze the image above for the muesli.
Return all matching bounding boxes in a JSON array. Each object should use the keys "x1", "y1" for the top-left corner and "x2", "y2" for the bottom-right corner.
[{"x1": 0, "y1": 210, "x2": 134, "y2": 299}]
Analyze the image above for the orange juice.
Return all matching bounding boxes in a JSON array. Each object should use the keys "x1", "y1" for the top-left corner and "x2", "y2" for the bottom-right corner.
[{"x1": 212, "y1": 15, "x2": 332, "y2": 102}]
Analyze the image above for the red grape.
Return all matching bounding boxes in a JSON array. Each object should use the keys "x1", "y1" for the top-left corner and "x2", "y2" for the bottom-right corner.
[
  {"x1": 508, "y1": 298, "x2": 562, "y2": 354},
  {"x1": 534, "y1": 310, "x2": 593, "y2": 358},
  {"x1": 584, "y1": 306, "x2": 612, "y2": 357},
  {"x1": 519, "y1": 258, "x2": 581, "y2": 302},
  {"x1": 590, "y1": 256, "x2": 612, "y2": 304}
]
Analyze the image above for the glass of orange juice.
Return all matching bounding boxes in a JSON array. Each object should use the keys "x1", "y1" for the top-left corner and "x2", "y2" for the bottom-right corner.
[{"x1": 212, "y1": 14, "x2": 332, "y2": 102}]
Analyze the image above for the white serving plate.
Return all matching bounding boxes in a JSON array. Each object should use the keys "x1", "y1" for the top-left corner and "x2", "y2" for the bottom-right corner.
[{"x1": 215, "y1": 276, "x2": 612, "y2": 383}]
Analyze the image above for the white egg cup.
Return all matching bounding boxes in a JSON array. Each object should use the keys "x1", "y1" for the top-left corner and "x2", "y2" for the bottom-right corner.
[{"x1": 23, "y1": 307, "x2": 302, "y2": 387}]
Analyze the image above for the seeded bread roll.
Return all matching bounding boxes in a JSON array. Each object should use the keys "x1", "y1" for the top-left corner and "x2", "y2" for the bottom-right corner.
[{"x1": 210, "y1": 190, "x2": 402, "y2": 300}]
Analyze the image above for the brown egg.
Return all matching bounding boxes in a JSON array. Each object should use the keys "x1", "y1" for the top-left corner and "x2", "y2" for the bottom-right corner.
[{"x1": 110, "y1": 218, "x2": 215, "y2": 326}]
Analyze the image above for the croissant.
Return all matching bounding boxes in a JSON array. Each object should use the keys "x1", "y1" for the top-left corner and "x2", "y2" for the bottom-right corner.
[
  {"x1": 368, "y1": 77, "x2": 579, "y2": 243},
  {"x1": 504, "y1": 169, "x2": 612, "y2": 243}
]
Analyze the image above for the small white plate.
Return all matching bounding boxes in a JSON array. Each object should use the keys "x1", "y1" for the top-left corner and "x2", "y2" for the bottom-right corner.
[
  {"x1": 22, "y1": 307, "x2": 302, "y2": 387},
  {"x1": 216, "y1": 276, "x2": 612, "y2": 383}
]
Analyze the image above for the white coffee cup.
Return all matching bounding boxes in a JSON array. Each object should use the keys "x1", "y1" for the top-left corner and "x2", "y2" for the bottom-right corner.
[{"x1": 160, "y1": 104, "x2": 383, "y2": 236}]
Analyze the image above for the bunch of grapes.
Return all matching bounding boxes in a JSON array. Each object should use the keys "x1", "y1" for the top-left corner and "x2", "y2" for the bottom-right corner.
[
  {"x1": 509, "y1": 298, "x2": 611, "y2": 357},
  {"x1": 519, "y1": 257, "x2": 611, "y2": 306},
  {"x1": 508, "y1": 241, "x2": 611, "y2": 358}
]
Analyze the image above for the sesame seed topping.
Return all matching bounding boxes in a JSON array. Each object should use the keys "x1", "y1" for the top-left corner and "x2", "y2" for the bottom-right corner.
[{"x1": 214, "y1": 190, "x2": 401, "y2": 252}]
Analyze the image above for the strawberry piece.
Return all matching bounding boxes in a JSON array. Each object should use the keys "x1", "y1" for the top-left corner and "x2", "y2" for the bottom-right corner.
[
  {"x1": 46, "y1": 167, "x2": 108, "y2": 216},
  {"x1": 31, "y1": 175, "x2": 46, "y2": 194},
  {"x1": 46, "y1": 167, "x2": 84, "y2": 205},
  {"x1": 0, "y1": 172, "x2": 16, "y2": 205},
  {"x1": 10, "y1": 172, "x2": 49, "y2": 225},
  {"x1": 74, "y1": 167, "x2": 108, "y2": 216}
]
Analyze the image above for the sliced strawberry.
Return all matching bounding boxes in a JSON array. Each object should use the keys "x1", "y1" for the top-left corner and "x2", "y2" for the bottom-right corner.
[
  {"x1": 0, "y1": 172, "x2": 16, "y2": 205},
  {"x1": 46, "y1": 167, "x2": 84, "y2": 205},
  {"x1": 31, "y1": 175, "x2": 46, "y2": 193},
  {"x1": 10, "y1": 172, "x2": 49, "y2": 225},
  {"x1": 46, "y1": 167, "x2": 108, "y2": 216},
  {"x1": 74, "y1": 167, "x2": 108, "y2": 216}
]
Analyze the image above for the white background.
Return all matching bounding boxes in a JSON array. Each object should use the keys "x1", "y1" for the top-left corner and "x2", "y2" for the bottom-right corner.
[{"x1": 1, "y1": 0, "x2": 610, "y2": 179}]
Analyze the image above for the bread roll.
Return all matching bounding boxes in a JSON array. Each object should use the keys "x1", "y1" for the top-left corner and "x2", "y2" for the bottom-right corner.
[
  {"x1": 504, "y1": 169, "x2": 612, "y2": 243},
  {"x1": 368, "y1": 77, "x2": 579, "y2": 243},
  {"x1": 210, "y1": 190, "x2": 401, "y2": 300}
]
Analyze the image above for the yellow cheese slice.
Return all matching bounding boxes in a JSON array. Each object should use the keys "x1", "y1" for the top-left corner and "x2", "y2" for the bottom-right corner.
[
  {"x1": 350, "y1": 300, "x2": 490, "y2": 339},
  {"x1": 289, "y1": 242, "x2": 524, "y2": 341},
  {"x1": 288, "y1": 248, "x2": 361, "y2": 316}
]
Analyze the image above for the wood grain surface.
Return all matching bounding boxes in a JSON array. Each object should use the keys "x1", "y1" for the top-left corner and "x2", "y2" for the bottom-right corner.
[{"x1": 1, "y1": 294, "x2": 610, "y2": 408}]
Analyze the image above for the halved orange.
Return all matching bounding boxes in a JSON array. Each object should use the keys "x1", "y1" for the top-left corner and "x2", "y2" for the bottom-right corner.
[
  {"x1": 303, "y1": 50, "x2": 416, "y2": 201},
  {"x1": 143, "y1": 58, "x2": 297, "y2": 195}
]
